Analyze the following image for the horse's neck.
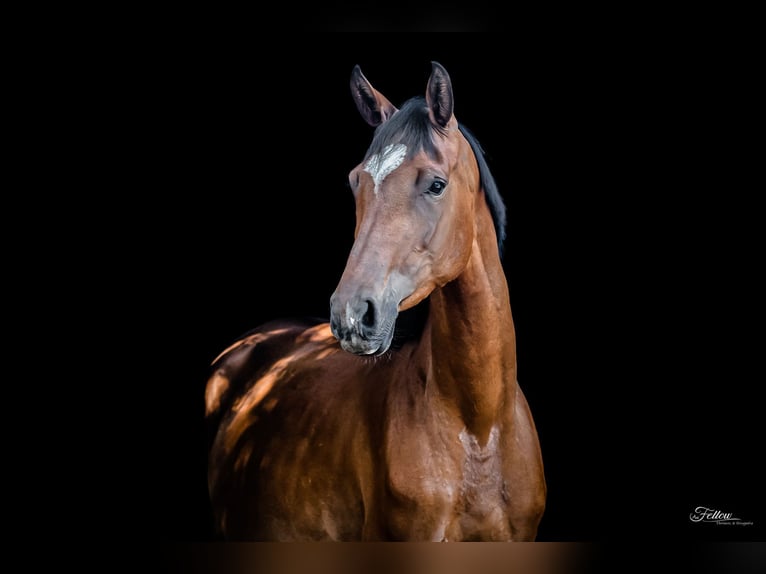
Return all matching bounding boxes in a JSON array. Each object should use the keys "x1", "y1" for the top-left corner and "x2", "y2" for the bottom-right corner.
[{"x1": 425, "y1": 203, "x2": 515, "y2": 445}]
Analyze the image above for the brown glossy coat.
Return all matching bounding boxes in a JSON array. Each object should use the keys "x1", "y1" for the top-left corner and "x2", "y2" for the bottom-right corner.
[{"x1": 206, "y1": 62, "x2": 546, "y2": 540}]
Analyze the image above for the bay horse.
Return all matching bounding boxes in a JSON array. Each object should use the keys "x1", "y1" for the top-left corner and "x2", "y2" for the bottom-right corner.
[{"x1": 205, "y1": 62, "x2": 546, "y2": 541}]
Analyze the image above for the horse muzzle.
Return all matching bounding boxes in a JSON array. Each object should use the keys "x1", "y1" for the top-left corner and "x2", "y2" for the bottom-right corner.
[{"x1": 329, "y1": 292, "x2": 398, "y2": 355}]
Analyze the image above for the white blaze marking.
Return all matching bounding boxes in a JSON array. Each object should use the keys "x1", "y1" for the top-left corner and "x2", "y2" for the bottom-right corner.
[{"x1": 363, "y1": 143, "x2": 407, "y2": 194}]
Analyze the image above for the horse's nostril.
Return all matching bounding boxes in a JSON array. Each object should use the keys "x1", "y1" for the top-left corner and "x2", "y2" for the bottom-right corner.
[{"x1": 362, "y1": 299, "x2": 376, "y2": 328}]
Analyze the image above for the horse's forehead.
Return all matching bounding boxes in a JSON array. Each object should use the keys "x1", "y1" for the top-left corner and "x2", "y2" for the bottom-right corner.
[
  {"x1": 361, "y1": 132, "x2": 464, "y2": 196},
  {"x1": 363, "y1": 143, "x2": 408, "y2": 195}
]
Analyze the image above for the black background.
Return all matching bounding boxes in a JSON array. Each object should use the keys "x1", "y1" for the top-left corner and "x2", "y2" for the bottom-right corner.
[{"x1": 142, "y1": 37, "x2": 762, "y2": 543}]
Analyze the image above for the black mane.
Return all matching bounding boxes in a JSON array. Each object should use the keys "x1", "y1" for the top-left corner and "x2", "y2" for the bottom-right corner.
[
  {"x1": 458, "y1": 123, "x2": 507, "y2": 259},
  {"x1": 364, "y1": 96, "x2": 507, "y2": 258}
]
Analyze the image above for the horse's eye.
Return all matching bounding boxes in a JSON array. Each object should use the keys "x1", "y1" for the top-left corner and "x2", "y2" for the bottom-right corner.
[{"x1": 427, "y1": 180, "x2": 446, "y2": 196}]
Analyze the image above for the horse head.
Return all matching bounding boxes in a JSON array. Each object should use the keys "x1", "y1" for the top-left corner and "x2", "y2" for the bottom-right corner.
[{"x1": 330, "y1": 62, "x2": 490, "y2": 356}]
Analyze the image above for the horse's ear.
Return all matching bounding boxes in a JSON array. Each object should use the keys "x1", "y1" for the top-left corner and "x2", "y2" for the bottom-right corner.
[
  {"x1": 426, "y1": 61, "x2": 454, "y2": 129},
  {"x1": 350, "y1": 65, "x2": 398, "y2": 127}
]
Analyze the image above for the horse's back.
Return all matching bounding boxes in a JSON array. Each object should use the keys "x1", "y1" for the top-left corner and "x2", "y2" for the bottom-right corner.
[
  {"x1": 205, "y1": 317, "x2": 374, "y2": 539},
  {"x1": 205, "y1": 317, "x2": 326, "y2": 424}
]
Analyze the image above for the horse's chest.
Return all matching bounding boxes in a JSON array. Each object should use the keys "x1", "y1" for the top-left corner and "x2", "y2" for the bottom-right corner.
[
  {"x1": 451, "y1": 426, "x2": 510, "y2": 539},
  {"x1": 385, "y1": 426, "x2": 510, "y2": 540},
  {"x1": 457, "y1": 426, "x2": 504, "y2": 503}
]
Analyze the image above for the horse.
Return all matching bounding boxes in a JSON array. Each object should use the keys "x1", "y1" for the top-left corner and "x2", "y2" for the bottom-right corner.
[{"x1": 204, "y1": 61, "x2": 546, "y2": 541}]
